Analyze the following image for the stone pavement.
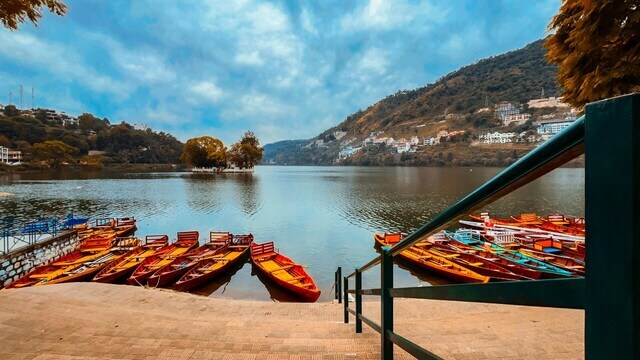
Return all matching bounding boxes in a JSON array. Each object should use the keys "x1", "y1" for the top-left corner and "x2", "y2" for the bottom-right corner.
[{"x1": 0, "y1": 283, "x2": 584, "y2": 359}]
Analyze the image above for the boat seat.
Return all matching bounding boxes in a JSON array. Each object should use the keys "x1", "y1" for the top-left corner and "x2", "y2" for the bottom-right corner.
[
  {"x1": 467, "y1": 262, "x2": 483, "y2": 266},
  {"x1": 29, "y1": 274, "x2": 52, "y2": 279},
  {"x1": 287, "y1": 276, "x2": 306, "y2": 282},
  {"x1": 299, "y1": 283, "x2": 315, "y2": 288},
  {"x1": 270, "y1": 265, "x2": 295, "y2": 272}
]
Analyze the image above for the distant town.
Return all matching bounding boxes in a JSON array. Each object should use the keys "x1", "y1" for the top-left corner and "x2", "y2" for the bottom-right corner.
[{"x1": 296, "y1": 96, "x2": 579, "y2": 164}]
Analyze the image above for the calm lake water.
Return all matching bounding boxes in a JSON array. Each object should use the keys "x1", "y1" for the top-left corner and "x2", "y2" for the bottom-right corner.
[{"x1": 0, "y1": 166, "x2": 584, "y2": 301}]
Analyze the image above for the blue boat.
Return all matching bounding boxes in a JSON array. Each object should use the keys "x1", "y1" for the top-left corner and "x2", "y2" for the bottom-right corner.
[{"x1": 445, "y1": 230, "x2": 574, "y2": 278}]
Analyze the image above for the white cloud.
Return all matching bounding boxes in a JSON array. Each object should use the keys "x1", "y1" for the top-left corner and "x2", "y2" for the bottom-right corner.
[
  {"x1": 300, "y1": 8, "x2": 318, "y2": 35},
  {"x1": 190, "y1": 81, "x2": 224, "y2": 104},
  {"x1": 340, "y1": 0, "x2": 447, "y2": 33},
  {"x1": 0, "y1": 32, "x2": 128, "y2": 98}
]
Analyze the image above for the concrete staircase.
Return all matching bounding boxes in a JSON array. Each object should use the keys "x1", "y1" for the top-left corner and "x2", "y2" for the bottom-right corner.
[{"x1": 0, "y1": 283, "x2": 583, "y2": 359}]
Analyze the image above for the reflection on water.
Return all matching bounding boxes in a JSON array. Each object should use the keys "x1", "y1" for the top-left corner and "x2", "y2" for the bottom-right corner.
[{"x1": 0, "y1": 166, "x2": 585, "y2": 301}]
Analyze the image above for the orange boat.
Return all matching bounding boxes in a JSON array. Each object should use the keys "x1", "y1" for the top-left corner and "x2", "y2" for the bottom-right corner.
[
  {"x1": 374, "y1": 233, "x2": 490, "y2": 283},
  {"x1": 127, "y1": 231, "x2": 199, "y2": 285},
  {"x1": 173, "y1": 233, "x2": 253, "y2": 291},
  {"x1": 92, "y1": 235, "x2": 170, "y2": 283},
  {"x1": 250, "y1": 242, "x2": 320, "y2": 302},
  {"x1": 148, "y1": 232, "x2": 233, "y2": 288},
  {"x1": 45, "y1": 237, "x2": 142, "y2": 284},
  {"x1": 5, "y1": 236, "x2": 122, "y2": 289}
]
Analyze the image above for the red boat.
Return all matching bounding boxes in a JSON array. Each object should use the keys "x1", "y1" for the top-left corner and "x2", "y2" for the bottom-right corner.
[
  {"x1": 127, "y1": 231, "x2": 199, "y2": 285},
  {"x1": 250, "y1": 242, "x2": 320, "y2": 302},
  {"x1": 147, "y1": 232, "x2": 233, "y2": 288},
  {"x1": 173, "y1": 234, "x2": 253, "y2": 292},
  {"x1": 92, "y1": 235, "x2": 170, "y2": 283}
]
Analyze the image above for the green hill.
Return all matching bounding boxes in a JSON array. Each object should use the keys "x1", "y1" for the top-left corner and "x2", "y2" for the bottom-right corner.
[{"x1": 262, "y1": 39, "x2": 561, "y2": 166}]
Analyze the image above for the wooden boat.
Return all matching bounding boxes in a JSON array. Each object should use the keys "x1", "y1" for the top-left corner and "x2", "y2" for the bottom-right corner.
[
  {"x1": 374, "y1": 234, "x2": 490, "y2": 283},
  {"x1": 517, "y1": 248, "x2": 585, "y2": 276},
  {"x1": 114, "y1": 217, "x2": 137, "y2": 237},
  {"x1": 127, "y1": 231, "x2": 199, "y2": 285},
  {"x1": 250, "y1": 242, "x2": 320, "y2": 302},
  {"x1": 46, "y1": 237, "x2": 142, "y2": 284},
  {"x1": 173, "y1": 233, "x2": 253, "y2": 291},
  {"x1": 5, "y1": 236, "x2": 135, "y2": 289},
  {"x1": 420, "y1": 244, "x2": 531, "y2": 281},
  {"x1": 514, "y1": 235, "x2": 585, "y2": 261},
  {"x1": 148, "y1": 232, "x2": 233, "y2": 288},
  {"x1": 93, "y1": 235, "x2": 170, "y2": 283}
]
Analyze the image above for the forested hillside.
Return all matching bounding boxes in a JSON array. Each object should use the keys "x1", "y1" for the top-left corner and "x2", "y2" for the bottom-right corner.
[
  {"x1": 0, "y1": 106, "x2": 183, "y2": 166},
  {"x1": 263, "y1": 39, "x2": 561, "y2": 166}
]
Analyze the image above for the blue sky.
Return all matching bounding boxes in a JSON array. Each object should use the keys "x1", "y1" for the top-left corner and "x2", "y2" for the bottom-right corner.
[{"x1": 0, "y1": 0, "x2": 559, "y2": 144}]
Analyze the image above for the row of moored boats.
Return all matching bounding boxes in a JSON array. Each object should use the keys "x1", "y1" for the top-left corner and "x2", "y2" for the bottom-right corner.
[
  {"x1": 4, "y1": 218, "x2": 321, "y2": 302},
  {"x1": 375, "y1": 212, "x2": 586, "y2": 283}
]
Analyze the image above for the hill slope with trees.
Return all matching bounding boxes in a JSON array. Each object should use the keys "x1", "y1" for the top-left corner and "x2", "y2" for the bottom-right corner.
[{"x1": 263, "y1": 39, "x2": 561, "y2": 166}]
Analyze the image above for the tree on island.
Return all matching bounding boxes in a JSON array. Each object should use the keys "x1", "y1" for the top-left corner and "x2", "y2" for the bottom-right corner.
[
  {"x1": 226, "y1": 131, "x2": 264, "y2": 169},
  {"x1": 31, "y1": 140, "x2": 78, "y2": 166},
  {"x1": 180, "y1": 136, "x2": 227, "y2": 168},
  {"x1": 0, "y1": 0, "x2": 67, "y2": 30},
  {"x1": 546, "y1": 0, "x2": 640, "y2": 109}
]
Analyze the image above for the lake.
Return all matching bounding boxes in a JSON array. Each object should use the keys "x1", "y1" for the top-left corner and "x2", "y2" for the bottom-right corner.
[{"x1": 0, "y1": 166, "x2": 585, "y2": 301}]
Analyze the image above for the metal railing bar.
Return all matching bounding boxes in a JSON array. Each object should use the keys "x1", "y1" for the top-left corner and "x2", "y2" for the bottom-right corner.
[
  {"x1": 387, "y1": 330, "x2": 444, "y2": 360},
  {"x1": 390, "y1": 278, "x2": 585, "y2": 309},
  {"x1": 358, "y1": 313, "x2": 382, "y2": 334},
  {"x1": 389, "y1": 116, "x2": 585, "y2": 257},
  {"x1": 347, "y1": 289, "x2": 356, "y2": 294},
  {"x1": 361, "y1": 288, "x2": 382, "y2": 296},
  {"x1": 347, "y1": 255, "x2": 381, "y2": 278},
  {"x1": 347, "y1": 308, "x2": 357, "y2": 316}
]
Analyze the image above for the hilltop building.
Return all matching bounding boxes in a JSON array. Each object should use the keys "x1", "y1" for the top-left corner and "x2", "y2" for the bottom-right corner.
[
  {"x1": 479, "y1": 132, "x2": 517, "y2": 144},
  {"x1": 502, "y1": 113, "x2": 531, "y2": 126},
  {"x1": 424, "y1": 137, "x2": 439, "y2": 146},
  {"x1": 528, "y1": 97, "x2": 570, "y2": 109},
  {"x1": 536, "y1": 118, "x2": 575, "y2": 141},
  {"x1": 494, "y1": 102, "x2": 520, "y2": 120},
  {"x1": 0, "y1": 147, "x2": 22, "y2": 165},
  {"x1": 332, "y1": 131, "x2": 347, "y2": 140}
]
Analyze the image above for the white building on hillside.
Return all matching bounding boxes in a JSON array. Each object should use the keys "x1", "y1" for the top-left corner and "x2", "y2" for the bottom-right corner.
[
  {"x1": 333, "y1": 131, "x2": 347, "y2": 140},
  {"x1": 502, "y1": 113, "x2": 531, "y2": 126},
  {"x1": 409, "y1": 136, "x2": 420, "y2": 146},
  {"x1": 480, "y1": 132, "x2": 517, "y2": 144},
  {"x1": 424, "y1": 137, "x2": 439, "y2": 146},
  {"x1": 528, "y1": 97, "x2": 570, "y2": 109},
  {"x1": 495, "y1": 102, "x2": 520, "y2": 120},
  {"x1": 396, "y1": 142, "x2": 410, "y2": 153}
]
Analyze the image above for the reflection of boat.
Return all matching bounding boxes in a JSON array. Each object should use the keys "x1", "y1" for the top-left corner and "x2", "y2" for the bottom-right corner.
[
  {"x1": 149, "y1": 232, "x2": 234, "y2": 288},
  {"x1": 374, "y1": 234, "x2": 490, "y2": 283},
  {"x1": 189, "y1": 255, "x2": 248, "y2": 296},
  {"x1": 250, "y1": 242, "x2": 320, "y2": 302},
  {"x1": 127, "y1": 232, "x2": 199, "y2": 285},
  {"x1": 174, "y1": 234, "x2": 253, "y2": 291},
  {"x1": 93, "y1": 235, "x2": 170, "y2": 283}
]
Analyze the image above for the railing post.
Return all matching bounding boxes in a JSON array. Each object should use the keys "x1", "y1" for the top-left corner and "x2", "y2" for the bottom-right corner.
[
  {"x1": 334, "y1": 270, "x2": 338, "y2": 300},
  {"x1": 585, "y1": 93, "x2": 640, "y2": 359},
  {"x1": 337, "y1": 266, "x2": 342, "y2": 303},
  {"x1": 381, "y1": 246, "x2": 394, "y2": 359},
  {"x1": 355, "y1": 267, "x2": 362, "y2": 333},
  {"x1": 343, "y1": 277, "x2": 349, "y2": 323}
]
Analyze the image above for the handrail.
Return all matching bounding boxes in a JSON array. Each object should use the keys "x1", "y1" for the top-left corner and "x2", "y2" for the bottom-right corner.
[{"x1": 338, "y1": 94, "x2": 640, "y2": 359}]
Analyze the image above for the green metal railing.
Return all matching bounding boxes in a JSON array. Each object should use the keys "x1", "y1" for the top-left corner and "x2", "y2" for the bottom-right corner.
[{"x1": 335, "y1": 94, "x2": 640, "y2": 359}]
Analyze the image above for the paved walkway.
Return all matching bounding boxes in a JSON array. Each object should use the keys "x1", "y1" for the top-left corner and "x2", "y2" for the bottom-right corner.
[{"x1": 0, "y1": 283, "x2": 584, "y2": 359}]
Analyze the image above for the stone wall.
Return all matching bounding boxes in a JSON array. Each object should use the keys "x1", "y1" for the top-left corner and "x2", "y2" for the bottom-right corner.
[{"x1": 0, "y1": 231, "x2": 79, "y2": 288}]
